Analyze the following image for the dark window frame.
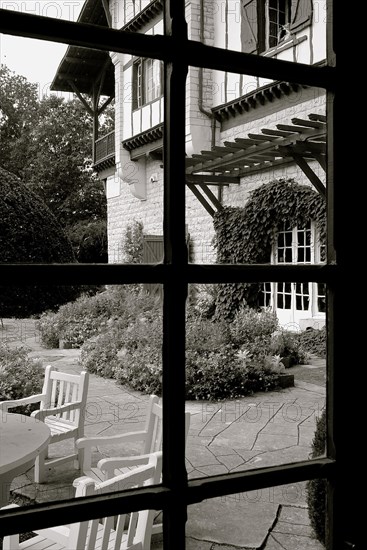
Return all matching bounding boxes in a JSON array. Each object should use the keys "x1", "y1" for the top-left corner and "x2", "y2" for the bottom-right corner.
[
  {"x1": 242, "y1": 0, "x2": 313, "y2": 54},
  {"x1": 0, "y1": 1, "x2": 351, "y2": 548}
]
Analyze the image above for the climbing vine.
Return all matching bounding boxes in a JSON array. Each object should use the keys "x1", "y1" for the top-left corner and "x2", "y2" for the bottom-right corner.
[{"x1": 213, "y1": 178, "x2": 326, "y2": 320}]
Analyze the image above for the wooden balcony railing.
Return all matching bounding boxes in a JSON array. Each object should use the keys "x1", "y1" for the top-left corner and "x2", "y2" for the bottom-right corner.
[{"x1": 94, "y1": 131, "x2": 115, "y2": 166}]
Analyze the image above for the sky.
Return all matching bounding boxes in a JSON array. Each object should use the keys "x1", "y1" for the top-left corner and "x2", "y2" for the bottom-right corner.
[{"x1": 0, "y1": 1, "x2": 85, "y2": 98}]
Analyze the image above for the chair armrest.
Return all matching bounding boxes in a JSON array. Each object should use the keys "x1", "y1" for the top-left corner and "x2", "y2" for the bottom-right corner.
[
  {"x1": 33, "y1": 525, "x2": 70, "y2": 545},
  {"x1": 76, "y1": 430, "x2": 147, "y2": 450},
  {"x1": 31, "y1": 401, "x2": 83, "y2": 421},
  {"x1": 97, "y1": 453, "x2": 152, "y2": 479},
  {"x1": 72, "y1": 475, "x2": 96, "y2": 489},
  {"x1": 76, "y1": 431, "x2": 147, "y2": 472},
  {"x1": 0, "y1": 394, "x2": 44, "y2": 412}
]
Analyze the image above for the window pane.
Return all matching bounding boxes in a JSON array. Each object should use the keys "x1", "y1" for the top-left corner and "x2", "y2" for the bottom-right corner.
[
  {"x1": 186, "y1": 284, "x2": 326, "y2": 476},
  {"x1": 190, "y1": 0, "x2": 326, "y2": 63},
  {"x1": 185, "y1": 67, "x2": 327, "y2": 268},
  {"x1": 0, "y1": 284, "x2": 163, "y2": 509},
  {"x1": 187, "y1": 479, "x2": 327, "y2": 548},
  {"x1": 0, "y1": 0, "x2": 164, "y2": 32}
]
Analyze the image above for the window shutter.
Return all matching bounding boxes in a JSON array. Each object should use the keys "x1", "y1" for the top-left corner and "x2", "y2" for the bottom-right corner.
[
  {"x1": 241, "y1": 0, "x2": 258, "y2": 54},
  {"x1": 290, "y1": 0, "x2": 313, "y2": 32}
]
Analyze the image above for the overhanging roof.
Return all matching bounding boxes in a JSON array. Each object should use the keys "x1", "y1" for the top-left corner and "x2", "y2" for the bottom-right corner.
[
  {"x1": 50, "y1": 0, "x2": 163, "y2": 96},
  {"x1": 185, "y1": 112, "x2": 326, "y2": 216},
  {"x1": 50, "y1": 0, "x2": 112, "y2": 95}
]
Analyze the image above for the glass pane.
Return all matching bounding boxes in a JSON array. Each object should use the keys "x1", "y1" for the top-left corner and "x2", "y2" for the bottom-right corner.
[
  {"x1": 185, "y1": 283, "x2": 326, "y2": 475},
  {"x1": 191, "y1": 0, "x2": 326, "y2": 65},
  {"x1": 0, "y1": 284, "x2": 163, "y2": 509},
  {"x1": 1, "y1": 43, "x2": 166, "y2": 265},
  {"x1": 0, "y1": 39, "x2": 113, "y2": 265},
  {"x1": 0, "y1": 0, "x2": 164, "y2": 33},
  {"x1": 185, "y1": 65, "x2": 326, "y2": 267},
  {"x1": 187, "y1": 479, "x2": 327, "y2": 548}
]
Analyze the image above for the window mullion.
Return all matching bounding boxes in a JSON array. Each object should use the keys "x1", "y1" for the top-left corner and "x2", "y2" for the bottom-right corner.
[{"x1": 162, "y1": 2, "x2": 188, "y2": 550}]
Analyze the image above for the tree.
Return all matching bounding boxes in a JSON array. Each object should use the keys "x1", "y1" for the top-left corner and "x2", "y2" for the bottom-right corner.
[
  {"x1": 0, "y1": 167, "x2": 81, "y2": 317},
  {"x1": 0, "y1": 66, "x2": 110, "y2": 263},
  {"x1": 0, "y1": 64, "x2": 39, "y2": 176}
]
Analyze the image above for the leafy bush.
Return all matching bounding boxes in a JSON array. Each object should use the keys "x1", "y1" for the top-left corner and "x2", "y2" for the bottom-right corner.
[
  {"x1": 0, "y1": 167, "x2": 81, "y2": 317},
  {"x1": 270, "y1": 329, "x2": 308, "y2": 366},
  {"x1": 297, "y1": 326, "x2": 326, "y2": 358},
  {"x1": 186, "y1": 316, "x2": 231, "y2": 351},
  {"x1": 229, "y1": 307, "x2": 279, "y2": 358},
  {"x1": 105, "y1": 312, "x2": 280, "y2": 400},
  {"x1": 188, "y1": 284, "x2": 218, "y2": 319},
  {"x1": 111, "y1": 315, "x2": 163, "y2": 394},
  {"x1": 121, "y1": 220, "x2": 144, "y2": 263},
  {"x1": 66, "y1": 219, "x2": 108, "y2": 263},
  {"x1": 0, "y1": 343, "x2": 44, "y2": 414},
  {"x1": 79, "y1": 330, "x2": 121, "y2": 378},
  {"x1": 306, "y1": 408, "x2": 327, "y2": 546},
  {"x1": 38, "y1": 286, "x2": 160, "y2": 349},
  {"x1": 185, "y1": 346, "x2": 279, "y2": 401}
]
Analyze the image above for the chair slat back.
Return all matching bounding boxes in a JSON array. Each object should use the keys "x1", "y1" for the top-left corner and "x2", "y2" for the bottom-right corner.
[
  {"x1": 42, "y1": 366, "x2": 89, "y2": 425},
  {"x1": 70, "y1": 452, "x2": 162, "y2": 550},
  {"x1": 143, "y1": 397, "x2": 163, "y2": 454}
]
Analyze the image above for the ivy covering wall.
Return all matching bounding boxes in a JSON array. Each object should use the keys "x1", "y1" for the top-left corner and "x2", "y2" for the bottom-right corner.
[{"x1": 213, "y1": 178, "x2": 326, "y2": 320}]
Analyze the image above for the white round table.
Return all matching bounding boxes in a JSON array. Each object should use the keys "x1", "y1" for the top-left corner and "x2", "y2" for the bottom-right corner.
[{"x1": 0, "y1": 413, "x2": 51, "y2": 506}]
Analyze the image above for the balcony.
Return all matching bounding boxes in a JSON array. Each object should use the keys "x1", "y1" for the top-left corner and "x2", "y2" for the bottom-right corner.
[{"x1": 94, "y1": 131, "x2": 115, "y2": 172}]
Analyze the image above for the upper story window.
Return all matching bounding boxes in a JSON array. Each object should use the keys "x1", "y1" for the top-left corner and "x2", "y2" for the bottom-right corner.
[
  {"x1": 268, "y1": 0, "x2": 291, "y2": 48},
  {"x1": 133, "y1": 58, "x2": 163, "y2": 109},
  {"x1": 241, "y1": 0, "x2": 313, "y2": 54}
]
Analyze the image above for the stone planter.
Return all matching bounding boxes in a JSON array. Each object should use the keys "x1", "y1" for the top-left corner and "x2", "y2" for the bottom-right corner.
[
  {"x1": 280, "y1": 356, "x2": 296, "y2": 369},
  {"x1": 275, "y1": 373, "x2": 294, "y2": 388}
]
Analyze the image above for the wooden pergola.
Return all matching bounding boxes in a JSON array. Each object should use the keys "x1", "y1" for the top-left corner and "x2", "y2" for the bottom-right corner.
[{"x1": 185, "y1": 112, "x2": 326, "y2": 216}]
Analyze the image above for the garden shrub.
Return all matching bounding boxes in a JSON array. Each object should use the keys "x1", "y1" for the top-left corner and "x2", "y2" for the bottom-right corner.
[
  {"x1": 185, "y1": 345, "x2": 279, "y2": 401},
  {"x1": 111, "y1": 315, "x2": 163, "y2": 395},
  {"x1": 79, "y1": 330, "x2": 121, "y2": 378},
  {"x1": 306, "y1": 408, "x2": 327, "y2": 546},
  {"x1": 106, "y1": 312, "x2": 281, "y2": 401},
  {"x1": 229, "y1": 307, "x2": 279, "y2": 358},
  {"x1": 0, "y1": 343, "x2": 44, "y2": 414},
  {"x1": 186, "y1": 316, "x2": 231, "y2": 351},
  {"x1": 270, "y1": 329, "x2": 308, "y2": 366},
  {"x1": 56, "y1": 284, "x2": 287, "y2": 401},
  {"x1": 188, "y1": 284, "x2": 218, "y2": 319},
  {"x1": 297, "y1": 326, "x2": 326, "y2": 358},
  {"x1": 0, "y1": 167, "x2": 81, "y2": 317},
  {"x1": 38, "y1": 286, "x2": 160, "y2": 349}
]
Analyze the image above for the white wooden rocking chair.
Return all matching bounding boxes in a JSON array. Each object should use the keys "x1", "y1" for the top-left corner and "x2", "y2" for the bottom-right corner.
[
  {"x1": 2, "y1": 451, "x2": 163, "y2": 550},
  {"x1": 0, "y1": 364, "x2": 89, "y2": 483}
]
